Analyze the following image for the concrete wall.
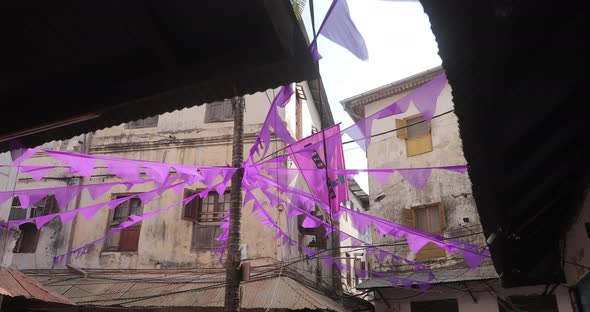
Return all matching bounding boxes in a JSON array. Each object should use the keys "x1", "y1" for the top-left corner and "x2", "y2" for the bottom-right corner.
[
  {"x1": 363, "y1": 83, "x2": 485, "y2": 271},
  {"x1": 564, "y1": 191, "x2": 590, "y2": 286},
  {"x1": 374, "y1": 282, "x2": 573, "y2": 312}
]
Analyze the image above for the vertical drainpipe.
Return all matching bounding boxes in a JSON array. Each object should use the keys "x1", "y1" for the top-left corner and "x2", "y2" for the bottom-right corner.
[{"x1": 65, "y1": 133, "x2": 92, "y2": 266}]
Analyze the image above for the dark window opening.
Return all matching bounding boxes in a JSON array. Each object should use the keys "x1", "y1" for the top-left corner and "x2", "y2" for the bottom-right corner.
[
  {"x1": 411, "y1": 299, "x2": 458, "y2": 312},
  {"x1": 498, "y1": 295, "x2": 558, "y2": 312},
  {"x1": 10, "y1": 196, "x2": 58, "y2": 253}
]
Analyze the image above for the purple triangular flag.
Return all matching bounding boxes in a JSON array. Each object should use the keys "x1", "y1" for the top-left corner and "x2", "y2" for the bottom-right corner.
[
  {"x1": 143, "y1": 163, "x2": 170, "y2": 185},
  {"x1": 87, "y1": 183, "x2": 116, "y2": 200},
  {"x1": 201, "y1": 169, "x2": 220, "y2": 189},
  {"x1": 442, "y1": 165, "x2": 467, "y2": 174},
  {"x1": 54, "y1": 187, "x2": 82, "y2": 209},
  {"x1": 58, "y1": 210, "x2": 78, "y2": 224},
  {"x1": 301, "y1": 215, "x2": 321, "y2": 228},
  {"x1": 138, "y1": 190, "x2": 158, "y2": 205},
  {"x1": 48, "y1": 152, "x2": 95, "y2": 177},
  {"x1": 397, "y1": 168, "x2": 432, "y2": 190},
  {"x1": 79, "y1": 204, "x2": 103, "y2": 221},
  {"x1": 35, "y1": 214, "x2": 56, "y2": 229},
  {"x1": 170, "y1": 183, "x2": 185, "y2": 197},
  {"x1": 370, "y1": 171, "x2": 393, "y2": 185},
  {"x1": 12, "y1": 148, "x2": 39, "y2": 166},
  {"x1": 378, "y1": 250, "x2": 389, "y2": 262},
  {"x1": 411, "y1": 74, "x2": 447, "y2": 121},
  {"x1": 287, "y1": 206, "x2": 304, "y2": 220},
  {"x1": 175, "y1": 166, "x2": 203, "y2": 185},
  {"x1": 320, "y1": 0, "x2": 368, "y2": 60},
  {"x1": 106, "y1": 160, "x2": 140, "y2": 182},
  {"x1": 18, "y1": 191, "x2": 48, "y2": 209},
  {"x1": 405, "y1": 234, "x2": 433, "y2": 255},
  {"x1": 275, "y1": 84, "x2": 295, "y2": 108},
  {"x1": 463, "y1": 249, "x2": 487, "y2": 269},
  {"x1": 21, "y1": 166, "x2": 55, "y2": 181},
  {"x1": 106, "y1": 196, "x2": 133, "y2": 210}
]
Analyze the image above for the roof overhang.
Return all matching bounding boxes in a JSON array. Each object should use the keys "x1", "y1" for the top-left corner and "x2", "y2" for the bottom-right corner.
[
  {"x1": 420, "y1": 0, "x2": 590, "y2": 287},
  {"x1": 0, "y1": 1, "x2": 319, "y2": 152}
]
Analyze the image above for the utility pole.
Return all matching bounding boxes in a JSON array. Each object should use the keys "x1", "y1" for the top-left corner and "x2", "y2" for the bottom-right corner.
[{"x1": 224, "y1": 96, "x2": 245, "y2": 312}]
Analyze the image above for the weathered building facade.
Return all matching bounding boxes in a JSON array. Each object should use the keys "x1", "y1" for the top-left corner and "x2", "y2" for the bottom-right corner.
[
  {"x1": 0, "y1": 82, "x2": 369, "y2": 310},
  {"x1": 342, "y1": 68, "x2": 574, "y2": 312}
]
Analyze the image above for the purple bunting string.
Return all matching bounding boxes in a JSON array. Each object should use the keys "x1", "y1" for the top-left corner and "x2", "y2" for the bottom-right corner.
[
  {"x1": 247, "y1": 84, "x2": 294, "y2": 162},
  {"x1": 250, "y1": 172, "x2": 488, "y2": 269},
  {"x1": 54, "y1": 193, "x2": 199, "y2": 264}
]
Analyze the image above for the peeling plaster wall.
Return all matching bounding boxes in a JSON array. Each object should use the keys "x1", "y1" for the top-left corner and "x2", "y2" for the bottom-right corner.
[
  {"x1": 1, "y1": 139, "x2": 84, "y2": 270},
  {"x1": 362, "y1": 84, "x2": 486, "y2": 271},
  {"x1": 374, "y1": 283, "x2": 573, "y2": 312},
  {"x1": 564, "y1": 192, "x2": 590, "y2": 286}
]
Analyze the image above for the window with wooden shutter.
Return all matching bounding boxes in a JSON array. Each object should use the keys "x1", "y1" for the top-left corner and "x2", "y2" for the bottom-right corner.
[
  {"x1": 205, "y1": 99, "x2": 234, "y2": 123},
  {"x1": 397, "y1": 114, "x2": 433, "y2": 157},
  {"x1": 11, "y1": 195, "x2": 59, "y2": 253},
  {"x1": 183, "y1": 189, "x2": 199, "y2": 221},
  {"x1": 402, "y1": 203, "x2": 446, "y2": 260},
  {"x1": 104, "y1": 195, "x2": 142, "y2": 252}
]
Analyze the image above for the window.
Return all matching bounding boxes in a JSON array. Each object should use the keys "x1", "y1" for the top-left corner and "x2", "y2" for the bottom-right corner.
[
  {"x1": 104, "y1": 196, "x2": 142, "y2": 252},
  {"x1": 9, "y1": 196, "x2": 58, "y2": 253},
  {"x1": 183, "y1": 190, "x2": 231, "y2": 249},
  {"x1": 205, "y1": 99, "x2": 233, "y2": 123},
  {"x1": 402, "y1": 202, "x2": 446, "y2": 260},
  {"x1": 125, "y1": 116, "x2": 159, "y2": 129},
  {"x1": 396, "y1": 114, "x2": 433, "y2": 157},
  {"x1": 411, "y1": 299, "x2": 458, "y2": 312},
  {"x1": 498, "y1": 295, "x2": 558, "y2": 312},
  {"x1": 297, "y1": 207, "x2": 327, "y2": 250}
]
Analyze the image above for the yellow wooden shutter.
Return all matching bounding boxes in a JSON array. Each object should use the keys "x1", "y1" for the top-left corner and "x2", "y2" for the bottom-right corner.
[
  {"x1": 395, "y1": 119, "x2": 408, "y2": 139},
  {"x1": 415, "y1": 203, "x2": 446, "y2": 260},
  {"x1": 438, "y1": 202, "x2": 446, "y2": 231},
  {"x1": 402, "y1": 208, "x2": 415, "y2": 227},
  {"x1": 406, "y1": 135, "x2": 433, "y2": 156}
]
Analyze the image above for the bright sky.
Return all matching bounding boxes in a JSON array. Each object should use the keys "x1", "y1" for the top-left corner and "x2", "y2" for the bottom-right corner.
[{"x1": 302, "y1": 0, "x2": 442, "y2": 193}]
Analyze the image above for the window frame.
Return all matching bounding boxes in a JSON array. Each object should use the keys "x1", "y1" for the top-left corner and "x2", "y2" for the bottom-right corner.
[
  {"x1": 402, "y1": 202, "x2": 446, "y2": 260},
  {"x1": 411, "y1": 299, "x2": 459, "y2": 312},
  {"x1": 103, "y1": 194, "x2": 143, "y2": 252},
  {"x1": 125, "y1": 116, "x2": 159, "y2": 129},
  {"x1": 396, "y1": 113, "x2": 433, "y2": 157},
  {"x1": 204, "y1": 99, "x2": 234, "y2": 123}
]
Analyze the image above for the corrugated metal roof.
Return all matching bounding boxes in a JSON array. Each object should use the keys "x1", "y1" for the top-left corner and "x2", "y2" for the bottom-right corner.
[
  {"x1": 0, "y1": 267, "x2": 73, "y2": 305},
  {"x1": 29, "y1": 270, "x2": 349, "y2": 311},
  {"x1": 356, "y1": 264, "x2": 499, "y2": 290}
]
